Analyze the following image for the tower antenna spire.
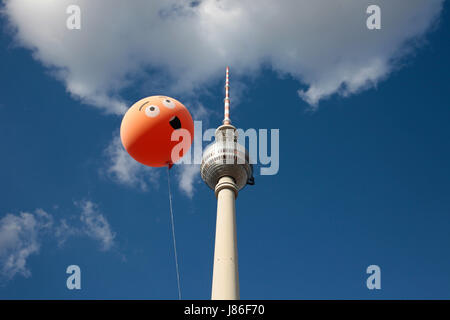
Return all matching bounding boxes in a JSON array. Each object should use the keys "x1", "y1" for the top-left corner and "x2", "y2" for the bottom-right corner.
[{"x1": 223, "y1": 66, "x2": 231, "y2": 125}]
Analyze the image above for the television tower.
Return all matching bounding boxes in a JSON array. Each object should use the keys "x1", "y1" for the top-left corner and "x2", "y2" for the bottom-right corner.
[{"x1": 200, "y1": 67, "x2": 254, "y2": 300}]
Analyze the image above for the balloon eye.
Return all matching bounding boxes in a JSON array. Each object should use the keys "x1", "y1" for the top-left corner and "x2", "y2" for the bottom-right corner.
[
  {"x1": 145, "y1": 105, "x2": 160, "y2": 118},
  {"x1": 162, "y1": 99, "x2": 175, "y2": 109}
]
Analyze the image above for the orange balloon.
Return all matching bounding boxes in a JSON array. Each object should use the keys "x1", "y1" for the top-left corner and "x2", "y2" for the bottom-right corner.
[{"x1": 120, "y1": 96, "x2": 194, "y2": 167}]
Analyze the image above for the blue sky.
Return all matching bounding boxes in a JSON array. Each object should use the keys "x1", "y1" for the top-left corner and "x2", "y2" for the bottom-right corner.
[{"x1": 0, "y1": 1, "x2": 450, "y2": 299}]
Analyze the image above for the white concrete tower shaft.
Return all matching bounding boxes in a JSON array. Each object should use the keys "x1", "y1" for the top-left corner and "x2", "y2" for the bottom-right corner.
[{"x1": 211, "y1": 176, "x2": 239, "y2": 299}]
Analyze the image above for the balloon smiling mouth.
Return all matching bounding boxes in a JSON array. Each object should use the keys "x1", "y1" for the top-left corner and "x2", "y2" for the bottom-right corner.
[{"x1": 169, "y1": 116, "x2": 182, "y2": 130}]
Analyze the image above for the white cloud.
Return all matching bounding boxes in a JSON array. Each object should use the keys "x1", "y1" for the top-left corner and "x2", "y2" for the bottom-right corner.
[
  {"x1": 0, "y1": 209, "x2": 52, "y2": 279},
  {"x1": 0, "y1": 202, "x2": 116, "y2": 280},
  {"x1": 54, "y1": 218, "x2": 79, "y2": 247},
  {"x1": 77, "y1": 200, "x2": 116, "y2": 251},
  {"x1": 103, "y1": 131, "x2": 201, "y2": 197},
  {"x1": 2, "y1": 0, "x2": 443, "y2": 113},
  {"x1": 189, "y1": 102, "x2": 210, "y2": 123},
  {"x1": 103, "y1": 133, "x2": 160, "y2": 191},
  {"x1": 103, "y1": 133, "x2": 199, "y2": 197},
  {"x1": 176, "y1": 164, "x2": 201, "y2": 198}
]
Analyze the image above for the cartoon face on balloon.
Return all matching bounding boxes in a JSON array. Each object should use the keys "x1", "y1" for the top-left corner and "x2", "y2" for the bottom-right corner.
[{"x1": 120, "y1": 96, "x2": 194, "y2": 167}]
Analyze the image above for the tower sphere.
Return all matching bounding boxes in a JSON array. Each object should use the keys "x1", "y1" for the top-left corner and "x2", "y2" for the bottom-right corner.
[{"x1": 200, "y1": 124, "x2": 254, "y2": 192}]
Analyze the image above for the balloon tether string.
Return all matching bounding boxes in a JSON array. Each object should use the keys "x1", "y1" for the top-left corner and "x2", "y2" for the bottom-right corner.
[{"x1": 167, "y1": 165, "x2": 182, "y2": 300}]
